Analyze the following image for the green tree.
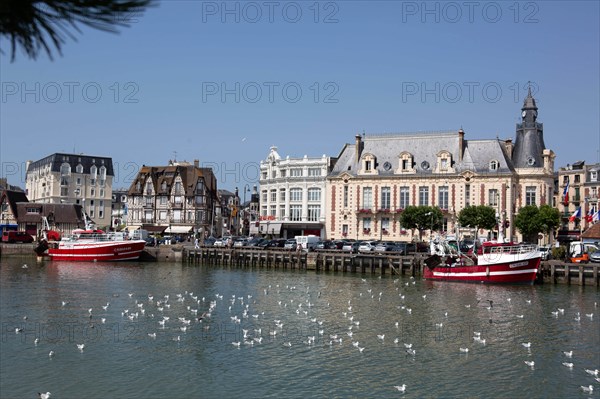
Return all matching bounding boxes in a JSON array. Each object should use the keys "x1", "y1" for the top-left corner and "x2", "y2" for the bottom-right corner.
[
  {"x1": 399, "y1": 206, "x2": 443, "y2": 241},
  {"x1": 458, "y1": 205, "x2": 497, "y2": 239},
  {"x1": 0, "y1": 0, "x2": 152, "y2": 61},
  {"x1": 515, "y1": 205, "x2": 560, "y2": 243}
]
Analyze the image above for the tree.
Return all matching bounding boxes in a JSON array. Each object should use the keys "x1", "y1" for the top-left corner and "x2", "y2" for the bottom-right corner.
[
  {"x1": 399, "y1": 206, "x2": 443, "y2": 241},
  {"x1": 515, "y1": 205, "x2": 560, "y2": 243},
  {"x1": 0, "y1": 0, "x2": 152, "y2": 61},
  {"x1": 458, "y1": 205, "x2": 497, "y2": 239}
]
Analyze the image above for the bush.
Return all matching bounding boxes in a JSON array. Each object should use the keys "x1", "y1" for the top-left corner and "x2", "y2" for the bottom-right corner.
[{"x1": 551, "y1": 246, "x2": 566, "y2": 261}]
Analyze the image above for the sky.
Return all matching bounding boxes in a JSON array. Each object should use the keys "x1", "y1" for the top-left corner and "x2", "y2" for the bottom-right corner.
[{"x1": 1, "y1": 0, "x2": 599, "y2": 192}]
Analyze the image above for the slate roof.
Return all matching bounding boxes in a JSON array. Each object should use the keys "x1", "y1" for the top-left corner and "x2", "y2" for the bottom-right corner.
[
  {"x1": 329, "y1": 131, "x2": 514, "y2": 177},
  {"x1": 128, "y1": 164, "x2": 217, "y2": 196},
  {"x1": 27, "y1": 153, "x2": 114, "y2": 176},
  {"x1": 16, "y1": 203, "x2": 84, "y2": 224}
]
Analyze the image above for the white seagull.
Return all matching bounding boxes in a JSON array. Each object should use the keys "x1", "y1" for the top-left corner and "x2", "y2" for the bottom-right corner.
[
  {"x1": 77, "y1": 343, "x2": 85, "y2": 351},
  {"x1": 580, "y1": 385, "x2": 593, "y2": 394},
  {"x1": 524, "y1": 360, "x2": 535, "y2": 368},
  {"x1": 393, "y1": 384, "x2": 406, "y2": 393},
  {"x1": 562, "y1": 362, "x2": 574, "y2": 368},
  {"x1": 562, "y1": 350, "x2": 573, "y2": 358},
  {"x1": 38, "y1": 392, "x2": 51, "y2": 399}
]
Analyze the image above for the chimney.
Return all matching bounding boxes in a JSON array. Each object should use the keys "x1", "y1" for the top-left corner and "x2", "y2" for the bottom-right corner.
[
  {"x1": 458, "y1": 129, "x2": 465, "y2": 161},
  {"x1": 193, "y1": 159, "x2": 199, "y2": 168},
  {"x1": 355, "y1": 134, "x2": 363, "y2": 164},
  {"x1": 504, "y1": 138, "x2": 513, "y2": 159}
]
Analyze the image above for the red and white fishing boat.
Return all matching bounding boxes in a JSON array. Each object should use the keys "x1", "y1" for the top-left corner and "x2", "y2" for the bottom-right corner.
[
  {"x1": 35, "y1": 215, "x2": 146, "y2": 262},
  {"x1": 423, "y1": 239, "x2": 541, "y2": 284}
]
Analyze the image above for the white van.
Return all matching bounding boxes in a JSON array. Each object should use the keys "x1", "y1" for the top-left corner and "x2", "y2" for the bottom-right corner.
[{"x1": 295, "y1": 235, "x2": 320, "y2": 251}]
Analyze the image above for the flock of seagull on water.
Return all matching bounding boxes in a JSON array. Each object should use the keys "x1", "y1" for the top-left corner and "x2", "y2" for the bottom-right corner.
[{"x1": 13, "y1": 267, "x2": 597, "y2": 397}]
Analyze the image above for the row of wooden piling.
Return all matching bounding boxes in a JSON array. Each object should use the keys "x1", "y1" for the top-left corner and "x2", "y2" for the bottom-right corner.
[{"x1": 183, "y1": 247, "x2": 600, "y2": 286}]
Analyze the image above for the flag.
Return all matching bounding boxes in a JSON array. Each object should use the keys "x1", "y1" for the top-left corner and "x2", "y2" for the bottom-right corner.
[
  {"x1": 562, "y1": 178, "x2": 569, "y2": 206},
  {"x1": 586, "y1": 206, "x2": 596, "y2": 223},
  {"x1": 593, "y1": 208, "x2": 600, "y2": 223},
  {"x1": 569, "y1": 207, "x2": 581, "y2": 222}
]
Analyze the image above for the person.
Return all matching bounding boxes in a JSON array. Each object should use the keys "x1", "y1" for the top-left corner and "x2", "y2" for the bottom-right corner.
[{"x1": 194, "y1": 237, "x2": 200, "y2": 249}]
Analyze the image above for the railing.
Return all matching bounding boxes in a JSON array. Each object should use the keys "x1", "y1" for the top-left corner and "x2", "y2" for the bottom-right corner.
[{"x1": 486, "y1": 244, "x2": 538, "y2": 255}]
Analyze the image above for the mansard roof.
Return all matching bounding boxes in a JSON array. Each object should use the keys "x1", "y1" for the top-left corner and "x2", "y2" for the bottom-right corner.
[
  {"x1": 27, "y1": 153, "x2": 114, "y2": 176},
  {"x1": 329, "y1": 131, "x2": 514, "y2": 177}
]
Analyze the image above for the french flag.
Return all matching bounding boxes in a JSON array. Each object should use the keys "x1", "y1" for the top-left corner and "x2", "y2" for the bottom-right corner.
[
  {"x1": 587, "y1": 206, "x2": 597, "y2": 223},
  {"x1": 569, "y1": 207, "x2": 581, "y2": 222},
  {"x1": 562, "y1": 178, "x2": 569, "y2": 206}
]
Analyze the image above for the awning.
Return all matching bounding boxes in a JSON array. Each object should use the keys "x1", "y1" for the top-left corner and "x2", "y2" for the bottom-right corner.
[
  {"x1": 142, "y1": 224, "x2": 167, "y2": 233},
  {"x1": 164, "y1": 225, "x2": 193, "y2": 234},
  {"x1": 259, "y1": 222, "x2": 282, "y2": 235}
]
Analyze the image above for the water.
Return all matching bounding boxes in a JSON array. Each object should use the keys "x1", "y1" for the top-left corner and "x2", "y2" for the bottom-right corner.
[{"x1": 1, "y1": 258, "x2": 599, "y2": 398}]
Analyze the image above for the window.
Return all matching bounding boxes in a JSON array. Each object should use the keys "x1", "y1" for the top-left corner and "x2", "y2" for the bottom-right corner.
[
  {"x1": 174, "y1": 196, "x2": 182, "y2": 204},
  {"x1": 196, "y1": 181, "x2": 204, "y2": 193},
  {"x1": 381, "y1": 217, "x2": 390, "y2": 232},
  {"x1": 145, "y1": 196, "x2": 152, "y2": 206},
  {"x1": 279, "y1": 205, "x2": 286, "y2": 219},
  {"x1": 261, "y1": 205, "x2": 267, "y2": 217},
  {"x1": 90, "y1": 165, "x2": 97, "y2": 179},
  {"x1": 60, "y1": 162, "x2": 71, "y2": 176},
  {"x1": 489, "y1": 189, "x2": 498, "y2": 207},
  {"x1": 173, "y1": 210, "x2": 181, "y2": 222},
  {"x1": 465, "y1": 184, "x2": 471, "y2": 207},
  {"x1": 442, "y1": 218, "x2": 448, "y2": 233},
  {"x1": 262, "y1": 190, "x2": 267, "y2": 203},
  {"x1": 90, "y1": 188, "x2": 95, "y2": 197},
  {"x1": 270, "y1": 189, "x2": 277, "y2": 202},
  {"x1": 525, "y1": 186, "x2": 536, "y2": 206},
  {"x1": 270, "y1": 205, "x2": 276, "y2": 217},
  {"x1": 261, "y1": 171, "x2": 267, "y2": 180},
  {"x1": 362, "y1": 187, "x2": 373, "y2": 209},
  {"x1": 280, "y1": 169, "x2": 286, "y2": 178},
  {"x1": 489, "y1": 160, "x2": 499, "y2": 171},
  {"x1": 174, "y1": 182, "x2": 182, "y2": 195},
  {"x1": 160, "y1": 196, "x2": 167, "y2": 205},
  {"x1": 290, "y1": 188, "x2": 302, "y2": 202},
  {"x1": 308, "y1": 188, "x2": 321, "y2": 202},
  {"x1": 145, "y1": 181, "x2": 153, "y2": 194},
  {"x1": 99, "y1": 200, "x2": 104, "y2": 218},
  {"x1": 308, "y1": 168, "x2": 321, "y2": 177},
  {"x1": 402, "y1": 159, "x2": 409, "y2": 170},
  {"x1": 160, "y1": 211, "x2": 167, "y2": 220},
  {"x1": 76, "y1": 164, "x2": 83, "y2": 174},
  {"x1": 363, "y1": 217, "x2": 371, "y2": 230},
  {"x1": 381, "y1": 187, "x2": 390, "y2": 209},
  {"x1": 365, "y1": 161, "x2": 372, "y2": 171},
  {"x1": 272, "y1": 170, "x2": 277, "y2": 179},
  {"x1": 591, "y1": 171, "x2": 598, "y2": 182},
  {"x1": 290, "y1": 205, "x2": 302, "y2": 221},
  {"x1": 195, "y1": 195, "x2": 204, "y2": 205},
  {"x1": 99, "y1": 166, "x2": 106, "y2": 180},
  {"x1": 99, "y1": 189, "x2": 104, "y2": 198},
  {"x1": 419, "y1": 186, "x2": 429, "y2": 206},
  {"x1": 307, "y1": 205, "x2": 320, "y2": 221},
  {"x1": 60, "y1": 187, "x2": 69, "y2": 197},
  {"x1": 574, "y1": 175, "x2": 580, "y2": 183},
  {"x1": 290, "y1": 168, "x2": 302, "y2": 177},
  {"x1": 76, "y1": 177, "x2": 81, "y2": 185},
  {"x1": 441, "y1": 158, "x2": 448, "y2": 170},
  {"x1": 438, "y1": 186, "x2": 449, "y2": 210},
  {"x1": 342, "y1": 224, "x2": 348, "y2": 236},
  {"x1": 279, "y1": 188, "x2": 286, "y2": 201},
  {"x1": 399, "y1": 186, "x2": 410, "y2": 209},
  {"x1": 343, "y1": 186, "x2": 349, "y2": 208}
]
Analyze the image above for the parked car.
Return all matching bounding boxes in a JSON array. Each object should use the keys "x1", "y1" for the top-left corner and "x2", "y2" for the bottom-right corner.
[
  {"x1": 213, "y1": 237, "x2": 226, "y2": 247},
  {"x1": 246, "y1": 237, "x2": 267, "y2": 247},
  {"x1": 233, "y1": 237, "x2": 249, "y2": 247},
  {"x1": 330, "y1": 240, "x2": 346, "y2": 250},
  {"x1": 284, "y1": 239, "x2": 297, "y2": 250},
  {"x1": 203, "y1": 237, "x2": 216, "y2": 246},
  {"x1": 374, "y1": 241, "x2": 405, "y2": 253},
  {"x1": 2, "y1": 231, "x2": 34, "y2": 243},
  {"x1": 358, "y1": 241, "x2": 379, "y2": 253},
  {"x1": 590, "y1": 250, "x2": 600, "y2": 263},
  {"x1": 260, "y1": 239, "x2": 287, "y2": 249},
  {"x1": 144, "y1": 237, "x2": 156, "y2": 247},
  {"x1": 342, "y1": 241, "x2": 360, "y2": 253}
]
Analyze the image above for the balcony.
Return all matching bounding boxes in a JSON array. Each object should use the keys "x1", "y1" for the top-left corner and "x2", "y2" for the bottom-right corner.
[
  {"x1": 357, "y1": 208, "x2": 373, "y2": 214},
  {"x1": 377, "y1": 208, "x2": 391, "y2": 214}
]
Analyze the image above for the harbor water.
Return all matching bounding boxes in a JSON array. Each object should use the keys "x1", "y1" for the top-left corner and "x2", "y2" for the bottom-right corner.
[{"x1": 1, "y1": 258, "x2": 599, "y2": 398}]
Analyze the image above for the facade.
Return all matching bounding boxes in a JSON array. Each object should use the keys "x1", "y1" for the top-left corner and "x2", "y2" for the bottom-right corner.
[
  {"x1": 556, "y1": 161, "x2": 599, "y2": 242},
  {"x1": 217, "y1": 189, "x2": 239, "y2": 236},
  {"x1": 25, "y1": 153, "x2": 113, "y2": 228},
  {"x1": 258, "y1": 146, "x2": 336, "y2": 238},
  {"x1": 326, "y1": 90, "x2": 555, "y2": 244},
  {"x1": 111, "y1": 189, "x2": 129, "y2": 229},
  {"x1": 126, "y1": 160, "x2": 218, "y2": 237},
  {"x1": 1, "y1": 190, "x2": 28, "y2": 233}
]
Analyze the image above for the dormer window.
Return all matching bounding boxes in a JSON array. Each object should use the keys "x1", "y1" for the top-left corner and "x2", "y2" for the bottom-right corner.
[
  {"x1": 365, "y1": 160, "x2": 372, "y2": 171},
  {"x1": 359, "y1": 153, "x2": 378, "y2": 175},
  {"x1": 436, "y1": 151, "x2": 453, "y2": 173},
  {"x1": 590, "y1": 170, "x2": 597, "y2": 182},
  {"x1": 489, "y1": 160, "x2": 499, "y2": 171},
  {"x1": 76, "y1": 164, "x2": 83, "y2": 174},
  {"x1": 397, "y1": 152, "x2": 415, "y2": 174}
]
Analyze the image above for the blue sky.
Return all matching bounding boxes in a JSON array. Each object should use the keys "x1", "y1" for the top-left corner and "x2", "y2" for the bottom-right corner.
[{"x1": 1, "y1": 1, "x2": 599, "y2": 191}]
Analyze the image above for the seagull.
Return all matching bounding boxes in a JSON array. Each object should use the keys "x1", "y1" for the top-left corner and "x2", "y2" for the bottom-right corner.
[
  {"x1": 15, "y1": 328, "x2": 23, "y2": 333},
  {"x1": 580, "y1": 385, "x2": 593, "y2": 394},
  {"x1": 393, "y1": 384, "x2": 407, "y2": 393},
  {"x1": 48, "y1": 350, "x2": 55, "y2": 357},
  {"x1": 38, "y1": 392, "x2": 51, "y2": 399},
  {"x1": 77, "y1": 344, "x2": 85, "y2": 351},
  {"x1": 61, "y1": 301, "x2": 68, "y2": 306},
  {"x1": 404, "y1": 343, "x2": 412, "y2": 349},
  {"x1": 377, "y1": 334, "x2": 385, "y2": 341},
  {"x1": 585, "y1": 313, "x2": 593, "y2": 319},
  {"x1": 34, "y1": 338, "x2": 40, "y2": 345},
  {"x1": 459, "y1": 347, "x2": 469, "y2": 353},
  {"x1": 562, "y1": 350, "x2": 573, "y2": 358},
  {"x1": 406, "y1": 348, "x2": 416, "y2": 356},
  {"x1": 516, "y1": 315, "x2": 524, "y2": 319},
  {"x1": 231, "y1": 341, "x2": 241, "y2": 347},
  {"x1": 522, "y1": 342, "x2": 531, "y2": 348},
  {"x1": 524, "y1": 360, "x2": 535, "y2": 368},
  {"x1": 562, "y1": 362, "x2": 574, "y2": 368},
  {"x1": 283, "y1": 342, "x2": 292, "y2": 347},
  {"x1": 148, "y1": 333, "x2": 156, "y2": 338},
  {"x1": 22, "y1": 264, "x2": 28, "y2": 269},
  {"x1": 358, "y1": 346, "x2": 365, "y2": 353},
  {"x1": 584, "y1": 369, "x2": 599, "y2": 377}
]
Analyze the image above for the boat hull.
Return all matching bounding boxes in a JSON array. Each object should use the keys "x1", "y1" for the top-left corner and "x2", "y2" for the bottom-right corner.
[
  {"x1": 48, "y1": 240, "x2": 146, "y2": 261},
  {"x1": 423, "y1": 257, "x2": 540, "y2": 284}
]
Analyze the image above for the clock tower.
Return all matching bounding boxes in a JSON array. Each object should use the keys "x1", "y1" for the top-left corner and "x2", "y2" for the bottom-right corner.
[{"x1": 512, "y1": 86, "x2": 546, "y2": 168}]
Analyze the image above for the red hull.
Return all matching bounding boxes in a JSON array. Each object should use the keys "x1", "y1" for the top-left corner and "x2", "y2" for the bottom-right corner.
[
  {"x1": 423, "y1": 257, "x2": 540, "y2": 284},
  {"x1": 48, "y1": 240, "x2": 146, "y2": 261}
]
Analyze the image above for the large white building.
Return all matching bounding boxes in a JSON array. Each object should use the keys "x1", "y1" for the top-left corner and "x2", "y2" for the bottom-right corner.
[
  {"x1": 25, "y1": 153, "x2": 113, "y2": 227},
  {"x1": 258, "y1": 146, "x2": 336, "y2": 238}
]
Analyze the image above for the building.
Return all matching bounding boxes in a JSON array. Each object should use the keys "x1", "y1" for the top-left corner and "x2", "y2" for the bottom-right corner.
[
  {"x1": 217, "y1": 189, "x2": 239, "y2": 237},
  {"x1": 126, "y1": 160, "x2": 218, "y2": 237},
  {"x1": 556, "y1": 161, "x2": 599, "y2": 243},
  {"x1": 111, "y1": 189, "x2": 129, "y2": 229},
  {"x1": 326, "y1": 89, "x2": 555, "y2": 244},
  {"x1": 25, "y1": 153, "x2": 114, "y2": 228},
  {"x1": 259, "y1": 146, "x2": 336, "y2": 238},
  {"x1": 1, "y1": 190, "x2": 28, "y2": 233}
]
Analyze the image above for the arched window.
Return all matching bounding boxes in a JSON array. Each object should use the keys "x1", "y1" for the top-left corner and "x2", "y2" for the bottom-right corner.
[
  {"x1": 60, "y1": 162, "x2": 71, "y2": 176},
  {"x1": 489, "y1": 160, "x2": 499, "y2": 171},
  {"x1": 76, "y1": 164, "x2": 83, "y2": 174}
]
